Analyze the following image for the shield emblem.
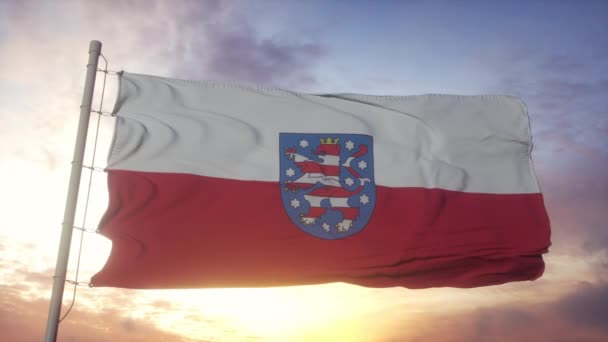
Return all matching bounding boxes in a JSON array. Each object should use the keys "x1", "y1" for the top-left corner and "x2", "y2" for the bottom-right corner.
[{"x1": 279, "y1": 133, "x2": 375, "y2": 239}]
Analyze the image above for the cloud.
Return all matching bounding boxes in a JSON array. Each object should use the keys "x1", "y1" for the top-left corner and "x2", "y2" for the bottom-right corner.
[
  {"x1": 80, "y1": 0, "x2": 325, "y2": 87},
  {"x1": 0, "y1": 2, "x2": 606, "y2": 341},
  {"x1": 481, "y1": 41, "x2": 608, "y2": 156},
  {"x1": 391, "y1": 282, "x2": 608, "y2": 342},
  {"x1": 473, "y1": 308, "x2": 539, "y2": 337},
  {"x1": 0, "y1": 0, "x2": 326, "y2": 167},
  {"x1": 556, "y1": 282, "x2": 608, "y2": 330},
  {"x1": 132, "y1": 0, "x2": 327, "y2": 87},
  {"x1": 0, "y1": 286, "x2": 207, "y2": 342},
  {"x1": 203, "y1": 30, "x2": 324, "y2": 87},
  {"x1": 0, "y1": 257, "x2": 243, "y2": 341},
  {"x1": 13, "y1": 268, "x2": 54, "y2": 286}
]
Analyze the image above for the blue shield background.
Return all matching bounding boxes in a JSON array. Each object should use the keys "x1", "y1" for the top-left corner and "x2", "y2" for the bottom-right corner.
[{"x1": 279, "y1": 133, "x2": 375, "y2": 239}]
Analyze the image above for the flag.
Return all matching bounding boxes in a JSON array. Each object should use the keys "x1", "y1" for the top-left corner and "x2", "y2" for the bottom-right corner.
[{"x1": 91, "y1": 72, "x2": 550, "y2": 289}]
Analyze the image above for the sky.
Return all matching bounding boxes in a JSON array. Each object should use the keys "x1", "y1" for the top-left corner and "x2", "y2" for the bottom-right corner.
[{"x1": 0, "y1": 0, "x2": 607, "y2": 341}]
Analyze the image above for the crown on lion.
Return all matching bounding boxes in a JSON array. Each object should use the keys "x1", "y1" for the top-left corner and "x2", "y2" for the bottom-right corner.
[{"x1": 319, "y1": 137, "x2": 339, "y2": 144}]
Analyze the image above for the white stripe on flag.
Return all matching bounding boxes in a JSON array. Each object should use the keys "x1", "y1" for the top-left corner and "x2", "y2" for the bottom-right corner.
[{"x1": 109, "y1": 72, "x2": 540, "y2": 194}]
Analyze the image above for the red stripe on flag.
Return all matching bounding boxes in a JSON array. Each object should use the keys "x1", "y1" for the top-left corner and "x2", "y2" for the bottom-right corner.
[{"x1": 92, "y1": 170, "x2": 550, "y2": 289}]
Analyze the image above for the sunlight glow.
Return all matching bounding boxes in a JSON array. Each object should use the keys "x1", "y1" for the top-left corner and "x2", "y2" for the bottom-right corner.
[{"x1": 139, "y1": 284, "x2": 383, "y2": 341}]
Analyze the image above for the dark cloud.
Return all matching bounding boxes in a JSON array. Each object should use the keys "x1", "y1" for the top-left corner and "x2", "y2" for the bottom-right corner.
[
  {"x1": 203, "y1": 31, "x2": 324, "y2": 87},
  {"x1": 583, "y1": 236, "x2": 608, "y2": 255},
  {"x1": 1, "y1": 0, "x2": 327, "y2": 165},
  {"x1": 57, "y1": 0, "x2": 326, "y2": 88},
  {"x1": 159, "y1": 1, "x2": 326, "y2": 87},
  {"x1": 556, "y1": 282, "x2": 608, "y2": 330},
  {"x1": 473, "y1": 308, "x2": 538, "y2": 338},
  {"x1": 393, "y1": 282, "x2": 608, "y2": 342}
]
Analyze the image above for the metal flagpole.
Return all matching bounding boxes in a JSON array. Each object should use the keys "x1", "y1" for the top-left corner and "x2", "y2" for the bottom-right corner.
[{"x1": 44, "y1": 40, "x2": 102, "y2": 342}]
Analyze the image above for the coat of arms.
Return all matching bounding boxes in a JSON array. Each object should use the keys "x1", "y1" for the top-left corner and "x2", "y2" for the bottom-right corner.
[{"x1": 279, "y1": 133, "x2": 375, "y2": 239}]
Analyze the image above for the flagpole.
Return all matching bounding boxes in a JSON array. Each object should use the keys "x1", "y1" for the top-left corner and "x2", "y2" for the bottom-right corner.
[{"x1": 44, "y1": 40, "x2": 102, "y2": 342}]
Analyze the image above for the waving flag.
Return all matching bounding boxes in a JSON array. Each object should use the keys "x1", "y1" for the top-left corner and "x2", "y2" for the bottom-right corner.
[{"x1": 91, "y1": 72, "x2": 550, "y2": 289}]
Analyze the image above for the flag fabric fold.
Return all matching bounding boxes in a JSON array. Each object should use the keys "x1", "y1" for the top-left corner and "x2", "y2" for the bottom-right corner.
[{"x1": 91, "y1": 72, "x2": 550, "y2": 289}]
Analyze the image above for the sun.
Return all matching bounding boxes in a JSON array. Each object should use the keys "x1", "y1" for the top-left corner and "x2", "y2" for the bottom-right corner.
[{"x1": 131, "y1": 284, "x2": 390, "y2": 342}]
